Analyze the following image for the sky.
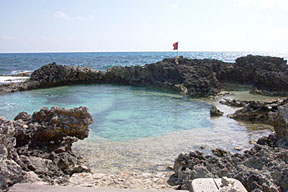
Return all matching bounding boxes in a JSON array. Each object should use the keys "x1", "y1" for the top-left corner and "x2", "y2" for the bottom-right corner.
[{"x1": 0, "y1": 0, "x2": 288, "y2": 53}]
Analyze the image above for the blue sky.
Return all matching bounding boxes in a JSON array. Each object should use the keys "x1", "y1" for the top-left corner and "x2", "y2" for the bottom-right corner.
[{"x1": 0, "y1": 0, "x2": 288, "y2": 53}]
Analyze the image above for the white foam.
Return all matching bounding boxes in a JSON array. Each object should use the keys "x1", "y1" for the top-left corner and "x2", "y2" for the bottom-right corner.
[{"x1": 0, "y1": 76, "x2": 29, "y2": 84}]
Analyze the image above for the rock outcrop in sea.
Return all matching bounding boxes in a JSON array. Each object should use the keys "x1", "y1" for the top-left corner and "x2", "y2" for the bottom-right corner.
[
  {"x1": 0, "y1": 55, "x2": 287, "y2": 97},
  {"x1": 173, "y1": 100, "x2": 288, "y2": 192},
  {"x1": 0, "y1": 106, "x2": 93, "y2": 191}
]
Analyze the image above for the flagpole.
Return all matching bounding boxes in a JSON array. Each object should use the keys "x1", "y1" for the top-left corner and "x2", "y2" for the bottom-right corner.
[{"x1": 177, "y1": 41, "x2": 179, "y2": 58}]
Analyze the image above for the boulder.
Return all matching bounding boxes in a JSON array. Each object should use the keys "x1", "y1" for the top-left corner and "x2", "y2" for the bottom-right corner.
[
  {"x1": 228, "y1": 99, "x2": 285, "y2": 124},
  {"x1": 0, "y1": 106, "x2": 93, "y2": 191},
  {"x1": 210, "y1": 105, "x2": 224, "y2": 117},
  {"x1": 173, "y1": 135, "x2": 288, "y2": 191},
  {"x1": 219, "y1": 99, "x2": 250, "y2": 108},
  {"x1": 269, "y1": 103, "x2": 288, "y2": 148}
]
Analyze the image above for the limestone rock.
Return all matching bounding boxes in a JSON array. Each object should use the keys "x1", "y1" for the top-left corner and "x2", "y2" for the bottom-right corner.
[
  {"x1": 269, "y1": 103, "x2": 288, "y2": 148},
  {"x1": 0, "y1": 107, "x2": 93, "y2": 191},
  {"x1": 210, "y1": 105, "x2": 224, "y2": 117},
  {"x1": 228, "y1": 99, "x2": 285, "y2": 124},
  {"x1": 219, "y1": 99, "x2": 250, "y2": 108},
  {"x1": 1, "y1": 55, "x2": 288, "y2": 97},
  {"x1": 174, "y1": 135, "x2": 288, "y2": 191}
]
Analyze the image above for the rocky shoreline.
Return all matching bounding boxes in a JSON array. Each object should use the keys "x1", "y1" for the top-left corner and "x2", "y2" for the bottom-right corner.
[
  {"x1": 1, "y1": 55, "x2": 288, "y2": 191},
  {"x1": 174, "y1": 98, "x2": 288, "y2": 191},
  {"x1": 1, "y1": 55, "x2": 288, "y2": 97},
  {"x1": 0, "y1": 107, "x2": 93, "y2": 191}
]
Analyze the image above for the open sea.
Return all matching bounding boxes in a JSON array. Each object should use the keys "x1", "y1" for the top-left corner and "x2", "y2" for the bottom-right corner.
[{"x1": 0, "y1": 51, "x2": 286, "y2": 173}]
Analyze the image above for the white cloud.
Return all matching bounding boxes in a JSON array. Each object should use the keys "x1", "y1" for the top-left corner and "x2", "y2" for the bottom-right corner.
[
  {"x1": 234, "y1": 0, "x2": 288, "y2": 11},
  {"x1": 54, "y1": 11, "x2": 95, "y2": 21},
  {"x1": 0, "y1": 34, "x2": 15, "y2": 40}
]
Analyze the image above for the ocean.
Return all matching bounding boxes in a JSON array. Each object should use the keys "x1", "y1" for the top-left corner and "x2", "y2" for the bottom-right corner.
[
  {"x1": 0, "y1": 51, "x2": 284, "y2": 172},
  {"x1": 1, "y1": 51, "x2": 287, "y2": 75}
]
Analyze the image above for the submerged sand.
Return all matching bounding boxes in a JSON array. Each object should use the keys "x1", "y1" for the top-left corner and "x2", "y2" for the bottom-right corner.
[{"x1": 72, "y1": 91, "x2": 277, "y2": 175}]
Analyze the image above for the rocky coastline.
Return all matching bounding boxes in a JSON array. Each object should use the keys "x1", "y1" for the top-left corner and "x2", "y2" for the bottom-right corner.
[
  {"x1": 0, "y1": 55, "x2": 288, "y2": 97},
  {"x1": 174, "y1": 98, "x2": 288, "y2": 192},
  {"x1": 1, "y1": 54, "x2": 288, "y2": 191},
  {"x1": 0, "y1": 106, "x2": 93, "y2": 191}
]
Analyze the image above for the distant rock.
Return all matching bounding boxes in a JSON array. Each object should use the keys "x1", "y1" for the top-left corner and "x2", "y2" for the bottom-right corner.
[
  {"x1": 0, "y1": 106, "x2": 93, "y2": 191},
  {"x1": 210, "y1": 105, "x2": 224, "y2": 117},
  {"x1": 1, "y1": 55, "x2": 288, "y2": 97}
]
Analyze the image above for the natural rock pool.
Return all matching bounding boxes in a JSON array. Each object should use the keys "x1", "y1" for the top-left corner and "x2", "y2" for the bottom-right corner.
[{"x1": 0, "y1": 84, "x2": 273, "y2": 173}]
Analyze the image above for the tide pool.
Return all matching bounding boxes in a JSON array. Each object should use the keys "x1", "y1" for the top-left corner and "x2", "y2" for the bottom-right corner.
[{"x1": 0, "y1": 84, "x2": 213, "y2": 141}]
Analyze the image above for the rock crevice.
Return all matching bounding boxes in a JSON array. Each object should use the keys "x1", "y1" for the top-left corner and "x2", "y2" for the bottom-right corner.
[{"x1": 0, "y1": 106, "x2": 93, "y2": 191}]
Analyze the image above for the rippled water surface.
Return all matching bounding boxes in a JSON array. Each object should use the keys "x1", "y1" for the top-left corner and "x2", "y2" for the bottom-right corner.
[
  {"x1": 0, "y1": 84, "x2": 213, "y2": 141},
  {"x1": 1, "y1": 51, "x2": 287, "y2": 75},
  {"x1": 0, "y1": 51, "x2": 283, "y2": 173},
  {"x1": 0, "y1": 84, "x2": 274, "y2": 172}
]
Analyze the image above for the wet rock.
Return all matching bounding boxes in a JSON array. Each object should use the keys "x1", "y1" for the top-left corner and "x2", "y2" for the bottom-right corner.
[
  {"x1": 0, "y1": 106, "x2": 93, "y2": 191},
  {"x1": 228, "y1": 99, "x2": 286, "y2": 124},
  {"x1": 210, "y1": 105, "x2": 224, "y2": 117},
  {"x1": 219, "y1": 99, "x2": 250, "y2": 107}
]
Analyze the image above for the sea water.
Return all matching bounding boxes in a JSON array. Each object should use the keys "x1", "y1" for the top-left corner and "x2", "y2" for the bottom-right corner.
[
  {"x1": 1, "y1": 51, "x2": 287, "y2": 75},
  {"x1": 0, "y1": 51, "x2": 285, "y2": 172},
  {"x1": 0, "y1": 84, "x2": 212, "y2": 141}
]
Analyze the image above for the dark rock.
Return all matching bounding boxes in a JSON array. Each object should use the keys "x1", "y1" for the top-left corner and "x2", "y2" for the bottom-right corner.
[
  {"x1": 210, "y1": 105, "x2": 223, "y2": 117},
  {"x1": 1, "y1": 55, "x2": 288, "y2": 97},
  {"x1": 11, "y1": 71, "x2": 31, "y2": 77},
  {"x1": 219, "y1": 99, "x2": 250, "y2": 107},
  {"x1": 228, "y1": 99, "x2": 286, "y2": 124},
  {"x1": 174, "y1": 100, "x2": 288, "y2": 191},
  {"x1": 174, "y1": 135, "x2": 288, "y2": 191},
  {"x1": 14, "y1": 112, "x2": 31, "y2": 121},
  {"x1": 211, "y1": 148, "x2": 230, "y2": 157},
  {"x1": 0, "y1": 107, "x2": 93, "y2": 191},
  {"x1": 104, "y1": 58, "x2": 221, "y2": 97},
  {"x1": 269, "y1": 103, "x2": 288, "y2": 148}
]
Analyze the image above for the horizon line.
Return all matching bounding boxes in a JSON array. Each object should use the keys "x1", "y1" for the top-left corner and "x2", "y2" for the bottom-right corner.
[{"x1": 0, "y1": 50, "x2": 286, "y2": 54}]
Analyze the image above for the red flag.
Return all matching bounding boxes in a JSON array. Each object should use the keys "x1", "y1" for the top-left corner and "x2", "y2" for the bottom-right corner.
[{"x1": 173, "y1": 42, "x2": 178, "y2": 50}]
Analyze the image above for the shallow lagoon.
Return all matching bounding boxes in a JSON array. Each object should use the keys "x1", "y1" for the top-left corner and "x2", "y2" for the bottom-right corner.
[{"x1": 0, "y1": 84, "x2": 274, "y2": 173}]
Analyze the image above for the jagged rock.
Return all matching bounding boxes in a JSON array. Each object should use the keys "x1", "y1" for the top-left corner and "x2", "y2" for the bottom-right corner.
[
  {"x1": 1, "y1": 55, "x2": 288, "y2": 97},
  {"x1": 174, "y1": 134, "x2": 288, "y2": 191},
  {"x1": 104, "y1": 57, "x2": 221, "y2": 97},
  {"x1": 211, "y1": 148, "x2": 230, "y2": 157},
  {"x1": 228, "y1": 99, "x2": 286, "y2": 123},
  {"x1": 14, "y1": 112, "x2": 31, "y2": 121},
  {"x1": 269, "y1": 103, "x2": 288, "y2": 148},
  {"x1": 174, "y1": 101, "x2": 288, "y2": 191},
  {"x1": 30, "y1": 62, "x2": 103, "y2": 87},
  {"x1": 219, "y1": 99, "x2": 250, "y2": 107},
  {"x1": 210, "y1": 105, "x2": 224, "y2": 117},
  {"x1": 0, "y1": 107, "x2": 93, "y2": 191}
]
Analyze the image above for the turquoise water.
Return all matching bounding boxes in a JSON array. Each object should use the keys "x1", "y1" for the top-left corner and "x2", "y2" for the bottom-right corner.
[{"x1": 0, "y1": 84, "x2": 212, "y2": 141}]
